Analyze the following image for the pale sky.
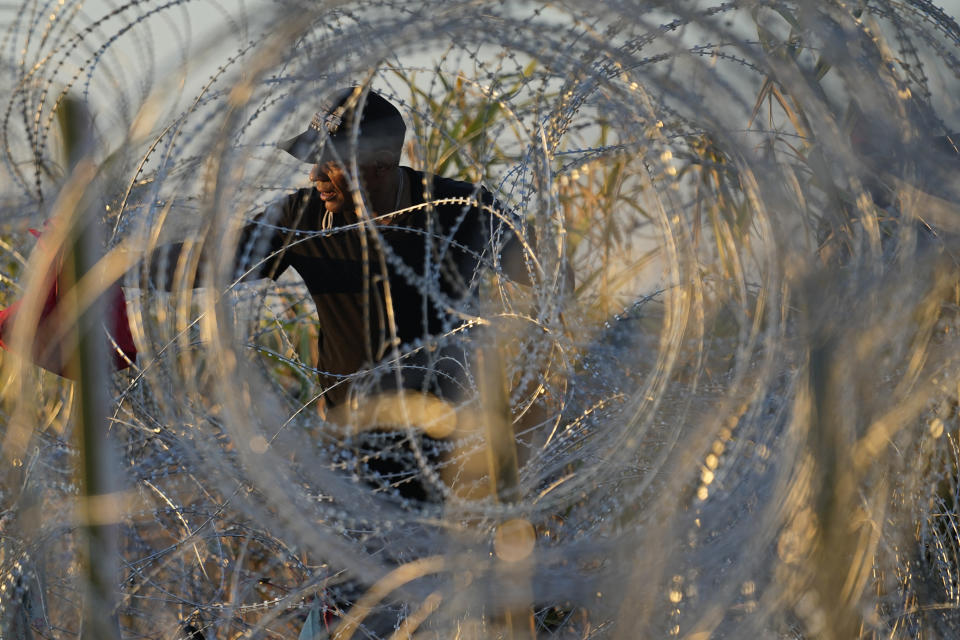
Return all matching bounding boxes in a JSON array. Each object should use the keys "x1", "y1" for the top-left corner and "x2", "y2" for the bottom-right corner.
[{"x1": 10, "y1": 1, "x2": 960, "y2": 159}]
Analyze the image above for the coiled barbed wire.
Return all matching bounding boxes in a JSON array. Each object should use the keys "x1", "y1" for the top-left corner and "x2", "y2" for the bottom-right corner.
[{"x1": 2, "y1": 1, "x2": 960, "y2": 638}]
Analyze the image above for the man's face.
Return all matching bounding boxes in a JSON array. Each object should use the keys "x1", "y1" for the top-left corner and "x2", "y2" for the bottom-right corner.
[
  {"x1": 309, "y1": 159, "x2": 382, "y2": 215},
  {"x1": 309, "y1": 162, "x2": 353, "y2": 214}
]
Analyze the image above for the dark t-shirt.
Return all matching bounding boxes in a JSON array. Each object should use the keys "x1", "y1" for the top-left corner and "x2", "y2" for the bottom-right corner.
[{"x1": 235, "y1": 166, "x2": 522, "y2": 405}]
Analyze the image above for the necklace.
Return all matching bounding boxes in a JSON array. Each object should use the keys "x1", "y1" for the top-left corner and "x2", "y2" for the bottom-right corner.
[{"x1": 394, "y1": 166, "x2": 404, "y2": 212}]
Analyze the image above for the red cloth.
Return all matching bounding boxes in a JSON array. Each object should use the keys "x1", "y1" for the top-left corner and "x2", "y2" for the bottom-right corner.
[{"x1": 0, "y1": 228, "x2": 137, "y2": 377}]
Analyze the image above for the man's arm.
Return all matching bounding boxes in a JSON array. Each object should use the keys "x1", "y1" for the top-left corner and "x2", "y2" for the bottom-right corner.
[
  {"x1": 480, "y1": 187, "x2": 574, "y2": 294},
  {"x1": 500, "y1": 231, "x2": 575, "y2": 294},
  {"x1": 144, "y1": 197, "x2": 298, "y2": 291}
]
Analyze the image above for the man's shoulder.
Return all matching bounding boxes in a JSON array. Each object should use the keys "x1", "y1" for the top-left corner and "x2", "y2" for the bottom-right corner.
[
  {"x1": 406, "y1": 168, "x2": 493, "y2": 204},
  {"x1": 429, "y1": 175, "x2": 480, "y2": 198}
]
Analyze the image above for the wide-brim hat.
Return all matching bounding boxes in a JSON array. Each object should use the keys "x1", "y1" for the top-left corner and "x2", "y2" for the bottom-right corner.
[{"x1": 278, "y1": 87, "x2": 406, "y2": 164}]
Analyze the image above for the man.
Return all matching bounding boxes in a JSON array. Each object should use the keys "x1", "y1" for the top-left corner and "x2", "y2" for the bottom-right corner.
[{"x1": 218, "y1": 86, "x2": 532, "y2": 411}]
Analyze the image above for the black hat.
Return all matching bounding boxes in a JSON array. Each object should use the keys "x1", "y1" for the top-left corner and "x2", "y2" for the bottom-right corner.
[{"x1": 279, "y1": 87, "x2": 406, "y2": 164}]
